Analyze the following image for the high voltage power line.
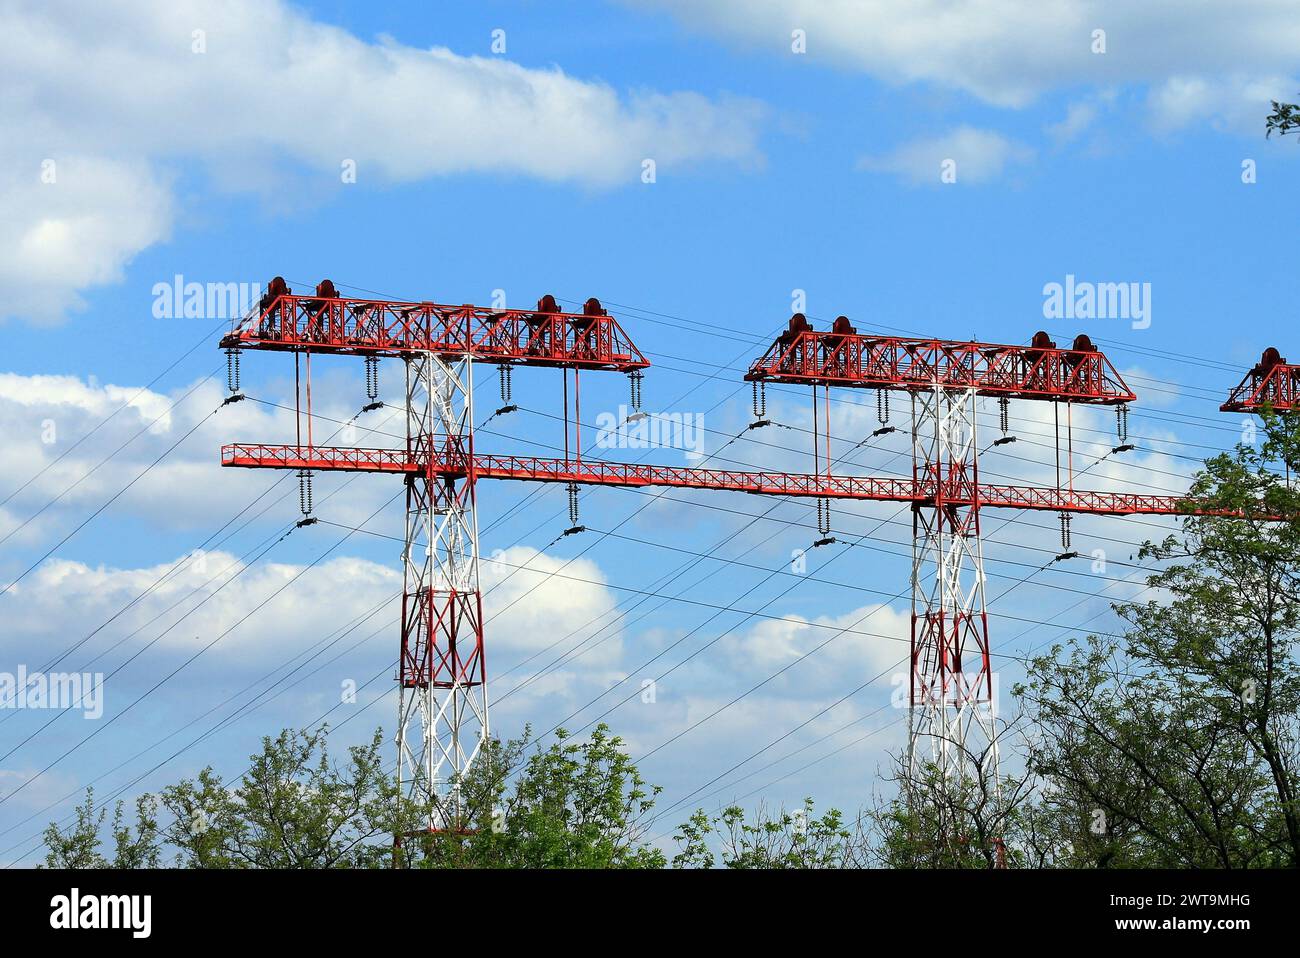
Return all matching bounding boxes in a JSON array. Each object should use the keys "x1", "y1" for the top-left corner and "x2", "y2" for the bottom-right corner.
[{"x1": 2, "y1": 276, "x2": 1279, "y2": 857}]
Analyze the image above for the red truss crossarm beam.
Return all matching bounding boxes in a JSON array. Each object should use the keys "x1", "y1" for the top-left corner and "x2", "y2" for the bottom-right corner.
[
  {"x1": 220, "y1": 293, "x2": 649, "y2": 371},
  {"x1": 1221, "y1": 347, "x2": 1299, "y2": 412},
  {"x1": 219, "y1": 443, "x2": 1250, "y2": 518},
  {"x1": 745, "y1": 328, "x2": 1136, "y2": 404}
]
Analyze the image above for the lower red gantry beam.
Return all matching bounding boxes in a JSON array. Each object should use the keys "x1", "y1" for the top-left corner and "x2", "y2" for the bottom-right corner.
[{"x1": 220, "y1": 443, "x2": 1240, "y2": 518}]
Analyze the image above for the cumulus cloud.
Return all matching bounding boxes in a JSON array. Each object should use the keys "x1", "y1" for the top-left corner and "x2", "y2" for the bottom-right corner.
[
  {"x1": 481, "y1": 545, "x2": 625, "y2": 670},
  {"x1": 1146, "y1": 73, "x2": 1296, "y2": 133},
  {"x1": 1047, "y1": 100, "x2": 1100, "y2": 145},
  {"x1": 723, "y1": 601, "x2": 910, "y2": 694},
  {"x1": 0, "y1": 367, "x2": 408, "y2": 550},
  {"x1": 0, "y1": 156, "x2": 175, "y2": 322},
  {"x1": 858, "y1": 125, "x2": 1034, "y2": 184},
  {"x1": 5, "y1": 552, "x2": 398, "y2": 666},
  {"x1": 628, "y1": 0, "x2": 1300, "y2": 112},
  {"x1": 0, "y1": 0, "x2": 767, "y2": 322}
]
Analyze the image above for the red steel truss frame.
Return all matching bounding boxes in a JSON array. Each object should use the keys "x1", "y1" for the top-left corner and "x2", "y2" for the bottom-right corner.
[
  {"x1": 220, "y1": 293, "x2": 649, "y2": 370},
  {"x1": 221, "y1": 443, "x2": 1243, "y2": 517},
  {"x1": 1221, "y1": 352, "x2": 1300, "y2": 412},
  {"x1": 745, "y1": 329, "x2": 1136, "y2": 403}
]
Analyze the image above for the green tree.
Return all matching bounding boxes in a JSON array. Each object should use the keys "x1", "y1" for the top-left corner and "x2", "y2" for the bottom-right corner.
[
  {"x1": 1015, "y1": 413, "x2": 1300, "y2": 867},
  {"x1": 160, "y1": 727, "x2": 416, "y2": 868},
  {"x1": 42, "y1": 788, "x2": 160, "y2": 869},
  {"x1": 1267, "y1": 99, "x2": 1300, "y2": 140},
  {"x1": 43, "y1": 723, "x2": 668, "y2": 870},
  {"x1": 869, "y1": 737, "x2": 1037, "y2": 870},
  {"x1": 419, "y1": 724, "x2": 665, "y2": 868},
  {"x1": 672, "y1": 798, "x2": 865, "y2": 869}
]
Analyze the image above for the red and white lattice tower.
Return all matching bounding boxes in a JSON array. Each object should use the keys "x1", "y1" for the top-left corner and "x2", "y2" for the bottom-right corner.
[
  {"x1": 745, "y1": 318, "x2": 1136, "y2": 782},
  {"x1": 397, "y1": 350, "x2": 486, "y2": 827},
  {"x1": 907, "y1": 382, "x2": 994, "y2": 779},
  {"x1": 219, "y1": 281, "x2": 648, "y2": 831}
]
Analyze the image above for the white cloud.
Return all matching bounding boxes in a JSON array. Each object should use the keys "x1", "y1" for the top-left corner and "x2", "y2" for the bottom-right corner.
[
  {"x1": 1047, "y1": 101, "x2": 1099, "y2": 145},
  {"x1": 1146, "y1": 74, "x2": 1295, "y2": 133},
  {"x1": 481, "y1": 545, "x2": 625, "y2": 669},
  {"x1": 0, "y1": 372, "x2": 174, "y2": 428},
  {"x1": 722, "y1": 601, "x2": 910, "y2": 694},
  {"x1": 5, "y1": 552, "x2": 398, "y2": 664},
  {"x1": 2, "y1": 542, "x2": 625, "y2": 693},
  {"x1": 0, "y1": 0, "x2": 767, "y2": 322},
  {"x1": 0, "y1": 157, "x2": 175, "y2": 323},
  {"x1": 629, "y1": 0, "x2": 1300, "y2": 111},
  {"x1": 859, "y1": 126, "x2": 1034, "y2": 184},
  {"x1": 0, "y1": 368, "x2": 408, "y2": 549}
]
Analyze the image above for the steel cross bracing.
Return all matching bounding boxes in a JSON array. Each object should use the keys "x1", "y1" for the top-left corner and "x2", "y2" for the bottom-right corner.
[{"x1": 220, "y1": 282, "x2": 1269, "y2": 839}]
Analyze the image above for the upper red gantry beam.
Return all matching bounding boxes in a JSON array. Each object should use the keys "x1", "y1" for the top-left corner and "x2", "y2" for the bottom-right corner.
[
  {"x1": 220, "y1": 280, "x2": 649, "y2": 372},
  {"x1": 745, "y1": 316, "x2": 1135, "y2": 404},
  {"x1": 1221, "y1": 347, "x2": 1300, "y2": 413}
]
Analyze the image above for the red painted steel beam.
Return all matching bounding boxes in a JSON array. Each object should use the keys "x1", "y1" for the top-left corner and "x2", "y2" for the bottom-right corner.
[
  {"x1": 745, "y1": 320, "x2": 1135, "y2": 404},
  {"x1": 1221, "y1": 348, "x2": 1299, "y2": 412},
  {"x1": 221, "y1": 443, "x2": 1246, "y2": 518},
  {"x1": 220, "y1": 292, "x2": 650, "y2": 372}
]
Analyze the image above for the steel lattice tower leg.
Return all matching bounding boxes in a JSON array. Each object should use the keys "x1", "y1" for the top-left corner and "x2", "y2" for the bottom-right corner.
[
  {"x1": 396, "y1": 351, "x2": 488, "y2": 832},
  {"x1": 908, "y1": 386, "x2": 997, "y2": 782}
]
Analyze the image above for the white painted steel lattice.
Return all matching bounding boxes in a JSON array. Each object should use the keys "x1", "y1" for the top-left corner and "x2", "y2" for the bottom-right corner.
[
  {"x1": 908, "y1": 387, "x2": 998, "y2": 781},
  {"x1": 395, "y1": 352, "x2": 488, "y2": 831}
]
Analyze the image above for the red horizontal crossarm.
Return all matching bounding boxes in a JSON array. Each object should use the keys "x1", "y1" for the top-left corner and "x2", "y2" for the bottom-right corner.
[
  {"x1": 221, "y1": 443, "x2": 1244, "y2": 517},
  {"x1": 1221, "y1": 360, "x2": 1300, "y2": 412},
  {"x1": 745, "y1": 331, "x2": 1135, "y2": 404},
  {"x1": 220, "y1": 295, "x2": 650, "y2": 371}
]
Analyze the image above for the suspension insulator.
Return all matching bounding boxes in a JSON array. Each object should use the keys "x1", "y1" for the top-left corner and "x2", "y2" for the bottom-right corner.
[
  {"x1": 225, "y1": 348, "x2": 241, "y2": 394},
  {"x1": 752, "y1": 380, "x2": 767, "y2": 419},
  {"x1": 629, "y1": 370, "x2": 644, "y2": 413},
  {"x1": 877, "y1": 389, "x2": 890, "y2": 425},
  {"x1": 567, "y1": 481, "x2": 579, "y2": 526},
  {"x1": 498, "y1": 363, "x2": 513, "y2": 405},
  {"x1": 364, "y1": 356, "x2": 379, "y2": 402},
  {"x1": 1116, "y1": 403, "x2": 1129, "y2": 442},
  {"x1": 298, "y1": 470, "x2": 314, "y2": 517},
  {"x1": 1059, "y1": 512, "x2": 1072, "y2": 550},
  {"x1": 817, "y1": 497, "x2": 832, "y2": 536},
  {"x1": 999, "y1": 396, "x2": 1010, "y2": 436}
]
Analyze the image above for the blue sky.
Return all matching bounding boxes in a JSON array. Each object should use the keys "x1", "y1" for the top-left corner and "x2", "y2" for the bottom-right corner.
[{"x1": 2, "y1": 0, "x2": 1299, "y2": 863}]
